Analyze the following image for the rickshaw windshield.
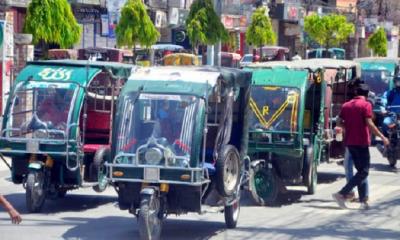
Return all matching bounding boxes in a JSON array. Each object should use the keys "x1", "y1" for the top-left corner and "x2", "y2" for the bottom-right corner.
[
  {"x1": 361, "y1": 69, "x2": 391, "y2": 96},
  {"x1": 116, "y1": 93, "x2": 202, "y2": 167},
  {"x1": 6, "y1": 81, "x2": 77, "y2": 140},
  {"x1": 249, "y1": 86, "x2": 300, "y2": 134}
]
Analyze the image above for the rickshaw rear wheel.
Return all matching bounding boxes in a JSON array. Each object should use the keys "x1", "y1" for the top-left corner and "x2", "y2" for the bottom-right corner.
[
  {"x1": 138, "y1": 193, "x2": 162, "y2": 240},
  {"x1": 216, "y1": 145, "x2": 241, "y2": 197},
  {"x1": 224, "y1": 197, "x2": 240, "y2": 229},
  {"x1": 26, "y1": 171, "x2": 46, "y2": 213},
  {"x1": 249, "y1": 165, "x2": 279, "y2": 206},
  {"x1": 91, "y1": 147, "x2": 110, "y2": 193}
]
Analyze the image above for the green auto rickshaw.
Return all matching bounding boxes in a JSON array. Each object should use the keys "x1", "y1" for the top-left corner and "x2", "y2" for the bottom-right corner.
[
  {"x1": 245, "y1": 63, "x2": 327, "y2": 205},
  {"x1": 0, "y1": 60, "x2": 133, "y2": 212},
  {"x1": 106, "y1": 66, "x2": 252, "y2": 240}
]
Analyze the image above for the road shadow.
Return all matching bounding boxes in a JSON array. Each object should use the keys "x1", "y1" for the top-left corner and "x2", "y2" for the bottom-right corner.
[
  {"x1": 370, "y1": 163, "x2": 399, "y2": 173},
  {"x1": 3, "y1": 192, "x2": 117, "y2": 214},
  {"x1": 61, "y1": 216, "x2": 226, "y2": 240},
  {"x1": 317, "y1": 172, "x2": 345, "y2": 184}
]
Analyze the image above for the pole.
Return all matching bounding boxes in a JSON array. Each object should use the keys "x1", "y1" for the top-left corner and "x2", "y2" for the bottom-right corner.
[{"x1": 214, "y1": 0, "x2": 222, "y2": 67}]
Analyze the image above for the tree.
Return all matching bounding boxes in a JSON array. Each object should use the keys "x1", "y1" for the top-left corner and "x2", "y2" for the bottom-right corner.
[
  {"x1": 245, "y1": 7, "x2": 276, "y2": 58},
  {"x1": 367, "y1": 27, "x2": 387, "y2": 57},
  {"x1": 186, "y1": 0, "x2": 228, "y2": 54},
  {"x1": 115, "y1": 0, "x2": 160, "y2": 51},
  {"x1": 304, "y1": 14, "x2": 355, "y2": 51},
  {"x1": 24, "y1": 0, "x2": 81, "y2": 48}
]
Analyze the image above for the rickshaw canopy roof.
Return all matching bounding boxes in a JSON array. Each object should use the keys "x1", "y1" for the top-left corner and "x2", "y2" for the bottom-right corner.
[
  {"x1": 250, "y1": 67, "x2": 309, "y2": 90},
  {"x1": 248, "y1": 59, "x2": 361, "y2": 77},
  {"x1": 221, "y1": 52, "x2": 242, "y2": 60},
  {"x1": 16, "y1": 60, "x2": 133, "y2": 87},
  {"x1": 151, "y1": 44, "x2": 184, "y2": 51},
  {"x1": 125, "y1": 66, "x2": 252, "y2": 97},
  {"x1": 354, "y1": 57, "x2": 400, "y2": 75}
]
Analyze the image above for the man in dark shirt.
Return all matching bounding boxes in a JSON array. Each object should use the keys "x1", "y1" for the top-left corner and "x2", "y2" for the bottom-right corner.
[{"x1": 333, "y1": 84, "x2": 389, "y2": 210}]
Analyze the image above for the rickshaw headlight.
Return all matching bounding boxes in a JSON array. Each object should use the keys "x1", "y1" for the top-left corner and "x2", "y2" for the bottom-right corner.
[{"x1": 144, "y1": 148, "x2": 163, "y2": 165}]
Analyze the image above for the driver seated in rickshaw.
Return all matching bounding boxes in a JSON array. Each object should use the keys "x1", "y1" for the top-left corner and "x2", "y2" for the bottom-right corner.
[
  {"x1": 37, "y1": 88, "x2": 70, "y2": 130},
  {"x1": 152, "y1": 100, "x2": 179, "y2": 144}
]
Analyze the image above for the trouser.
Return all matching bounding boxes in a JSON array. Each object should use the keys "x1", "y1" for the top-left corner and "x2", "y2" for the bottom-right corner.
[
  {"x1": 339, "y1": 146, "x2": 370, "y2": 202},
  {"x1": 344, "y1": 148, "x2": 369, "y2": 198}
]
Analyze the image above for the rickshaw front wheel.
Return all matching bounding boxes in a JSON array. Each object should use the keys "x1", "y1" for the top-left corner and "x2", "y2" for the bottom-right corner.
[
  {"x1": 224, "y1": 197, "x2": 240, "y2": 228},
  {"x1": 26, "y1": 171, "x2": 46, "y2": 213},
  {"x1": 138, "y1": 192, "x2": 162, "y2": 240},
  {"x1": 216, "y1": 145, "x2": 241, "y2": 197}
]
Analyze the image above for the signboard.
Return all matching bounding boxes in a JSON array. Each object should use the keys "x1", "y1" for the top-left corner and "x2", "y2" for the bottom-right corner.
[
  {"x1": 336, "y1": 0, "x2": 357, "y2": 11},
  {"x1": 221, "y1": 15, "x2": 247, "y2": 30},
  {"x1": 169, "y1": 8, "x2": 189, "y2": 27},
  {"x1": 101, "y1": 14, "x2": 109, "y2": 36},
  {"x1": 108, "y1": 12, "x2": 119, "y2": 38}
]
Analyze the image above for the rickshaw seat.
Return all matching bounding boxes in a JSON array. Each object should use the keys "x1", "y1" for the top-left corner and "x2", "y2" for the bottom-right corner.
[
  {"x1": 85, "y1": 110, "x2": 111, "y2": 139},
  {"x1": 83, "y1": 144, "x2": 109, "y2": 153}
]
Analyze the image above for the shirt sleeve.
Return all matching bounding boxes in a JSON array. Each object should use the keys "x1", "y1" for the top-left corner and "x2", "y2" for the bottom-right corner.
[{"x1": 364, "y1": 102, "x2": 373, "y2": 119}]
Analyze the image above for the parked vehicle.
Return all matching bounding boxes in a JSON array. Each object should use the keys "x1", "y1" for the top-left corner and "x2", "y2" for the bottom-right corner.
[
  {"x1": 0, "y1": 60, "x2": 133, "y2": 212},
  {"x1": 383, "y1": 109, "x2": 400, "y2": 167},
  {"x1": 255, "y1": 46, "x2": 290, "y2": 62},
  {"x1": 78, "y1": 47, "x2": 134, "y2": 63},
  {"x1": 163, "y1": 53, "x2": 200, "y2": 66},
  {"x1": 245, "y1": 63, "x2": 326, "y2": 204},
  {"x1": 307, "y1": 48, "x2": 346, "y2": 60},
  {"x1": 220, "y1": 52, "x2": 242, "y2": 68},
  {"x1": 106, "y1": 66, "x2": 252, "y2": 239},
  {"x1": 48, "y1": 49, "x2": 78, "y2": 60},
  {"x1": 240, "y1": 54, "x2": 254, "y2": 68},
  {"x1": 135, "y1": 44, "x2": 184, "y2": 66}
]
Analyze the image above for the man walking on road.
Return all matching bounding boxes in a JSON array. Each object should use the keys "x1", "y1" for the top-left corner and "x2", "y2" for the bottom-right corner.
[{"x1": 333, "y1": 84, "x2": 389, "y2": 210}]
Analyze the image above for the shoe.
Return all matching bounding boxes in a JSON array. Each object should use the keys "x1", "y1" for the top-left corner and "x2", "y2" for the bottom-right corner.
[
  {"x1": 360, "y1": 201, "x2": 370, "y2": 210},
  {"x1": 345, "y1": 192, "x2": 356, "y2": 202},
  {"x1": 332, "y1": 193, "x2": 347, "y2": 209}
]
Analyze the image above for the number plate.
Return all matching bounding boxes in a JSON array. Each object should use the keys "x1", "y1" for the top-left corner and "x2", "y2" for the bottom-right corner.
[
  {"x1": 144, "y1": 168, "x2": 160, "y2": 181},
  {"x1": 26, "y1": 141, "x2": 39, "y2": 152}
]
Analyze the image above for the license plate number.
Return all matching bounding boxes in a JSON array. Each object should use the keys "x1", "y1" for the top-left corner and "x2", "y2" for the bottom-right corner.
[{"x1": 144, "y1": 168, "x2": 159, "y2": 181}]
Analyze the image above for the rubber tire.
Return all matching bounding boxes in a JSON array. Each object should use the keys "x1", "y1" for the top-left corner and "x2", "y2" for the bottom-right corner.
[
  {"x1": 304, "y1": 146, "x2": 317, "y2": 194},
  {"x1": 215, "y1": 145, "x2": 241, "y2": 197},
  {"x1": 249, "y1": 165, "x2": 279, "y2": 206},
  {"x1": 57, "y1": 190, "x2": 67, "y2": 198},
  {"x1": 306, "y1": 162, "x2": 317, "y2": 195},
  {"x1": 387, "y1": 147, "x2": 397, "y2": 168},
  {"x1": 224, "y1": 198, "x2": 240, "y2": 229},
  {"x1": 26, "y1": 171, "x2": 46, "y2": 213},
  {"x1": 138, "y1": 193, "x2": 162, "y2": 240},
  {"x1": 91, "y1": 147, "x2": 110, "y2": 193}
]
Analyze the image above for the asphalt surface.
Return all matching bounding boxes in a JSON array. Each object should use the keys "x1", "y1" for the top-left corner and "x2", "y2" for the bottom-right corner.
[{"x1": 0, "y1": 147, "x2": 399, "y2": 240}]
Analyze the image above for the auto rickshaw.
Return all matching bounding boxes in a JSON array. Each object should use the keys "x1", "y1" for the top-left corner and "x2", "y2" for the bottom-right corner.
[
  {"x1": 106, "y1": 66, "x2": 252, "y2": 239},
  {"x1": 48, "y1": 49, "x2": 78, "y2": 60},
  {"x1": 290, "y1": 59, "x2": 361, "y2": 159},
  {"x1": 162, "y1": 53, "x2": 200, "y2": 66},
  {"x1": 245, "y1": 63, "x2": 326, "y2": 204},
  {"x1": 0, "y1": 60, "x2": 133, "y2": 212},
  {"x1": 135, "y1": 44, "x2": 184, "y2": 66},
  {"x1": 307, "y1": 48, "x2": 346, "y2": 60},
  {"x1": 354, "y1": 57, "x2": 399, "y2": 97}
]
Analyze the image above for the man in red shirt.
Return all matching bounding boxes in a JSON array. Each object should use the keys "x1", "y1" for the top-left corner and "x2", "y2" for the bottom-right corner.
[{"x1": 333, "y1": 84, "x2": 389, "y2": 210}]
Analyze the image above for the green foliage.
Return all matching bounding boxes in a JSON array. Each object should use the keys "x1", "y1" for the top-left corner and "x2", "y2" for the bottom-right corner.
[
  {"x1": 227, "y1": 33, "x2": 237, "y2": 52},
  {"x1": 246, "y1": 7, "x2": 276, "y2": 47},
  {"x1": 24, "y1": 0, "x2": 81, "y2": 48},
  {"x1": 304, "y1": 14, "x2": 354, "y2": 48},
  {"x1": 368, "y1": 28, "x2": 387, "y2": 57},
  {"x1": 115, "y1": 0, "x2": 160, "y2": 49},
  {"x1": 186, "y1": 0, "x2": 228, "y2": 51}
]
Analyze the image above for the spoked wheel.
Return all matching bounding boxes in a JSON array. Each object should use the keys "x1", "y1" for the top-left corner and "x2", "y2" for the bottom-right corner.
[
  {"x1": 224, "y1": 196, "x2": 240, "y2": 229},
  {"x1": 26, "y1": 171, "x2": 46, "y2": 213},
  {"x1": 138, "y1": 193, "x2": 162, "y2": 240},
  {"x1": 91, "y1": 147, "x2": 110, "y2": 193},
  {"x1": 249, "y1": 165, "x2": 279, "y2": 206},
  {"x1": 216, "y1": 145, "x2": 241, "y2": 197}
]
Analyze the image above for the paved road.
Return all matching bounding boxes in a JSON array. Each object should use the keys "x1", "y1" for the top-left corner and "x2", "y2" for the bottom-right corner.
[{"x1": 0, "y1": 148, "x2": 399, "y2": 240}]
